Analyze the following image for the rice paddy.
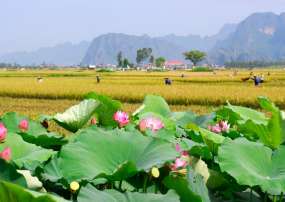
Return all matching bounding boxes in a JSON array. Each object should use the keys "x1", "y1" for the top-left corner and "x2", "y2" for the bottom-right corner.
[{"x1": 0, "y1": 68, "x2": 284, "y2": 117}]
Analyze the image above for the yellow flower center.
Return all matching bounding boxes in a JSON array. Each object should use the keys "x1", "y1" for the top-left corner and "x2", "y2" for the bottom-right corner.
[
  {"x1": 151, "y1": 167, "x2": 160, "y2": 178},
  {"x1": 70, "y1": 181, "x2": 80, "y2": 192}
]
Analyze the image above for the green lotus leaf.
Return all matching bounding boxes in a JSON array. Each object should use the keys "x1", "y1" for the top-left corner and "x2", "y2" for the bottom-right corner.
[
  {"x1": 199, "y1": 128, "x2": 225, "y2": 144},
  {"x1": 218, "y1": 138, "x2": 285, "y2": 195},
  {"x1": 0, "y1": 159, "x2": 27, "y2": 187},
  {"x1": 217, "y1": 103, "x2": 268, "y2": 125},
  {"x1": 1, "y1": 112, "x2": 67, "y2": 148},
  {"x1": 53, "y1": 99, "x2": 99, "y2": 132},
  {"x1": 171, "y1": 111, "x2": 196, "y2": 128},
  {"x1": 41, "y1": 157, "x2": 64, "y2": 183},
  {"x1": 180, "y1": 138, "x2": 212, "y2": 160},
  {"x1": 257, "y1": 96, "x2": 285, "y2": 149},
  {"x1": 134, "y1": 95, "x2": 171, "y2": 117},
  {"x1": 194, "y1": 113, "x2": 216, "y2": 128},
  {"x1": 0, "y1": 180, "x2": 68, "y2": 202},
  {"x1": 77, "y1": 184, "x2": 179, "y2": 202},
  {"x1": 43, "y1": 127, "x2": 177, "y2": 183},
  {"x1": 232, "y1": 97, "x2": 285, "y2": 149},
  {"x1": 84, "y1": 92, "x2": 122, "y2": 127},
  {"x1": 164, "y1": 168, "x2": 210, "y2": 202},
  {"x1": 172, "y1": 111, "x2": 215, "y2": 134},
  {"x1": 0, "y1": 132, "x2": 55, "y2": 171},
  {"x1": 206, "y1": 169, "x2": 228, "y2": 190},
  {"x1": 199, "y1": 128, "x2": 225, "y2": 154},
  {"x1": 144, "y1": 128, "x2": 177, "y2": 142}
]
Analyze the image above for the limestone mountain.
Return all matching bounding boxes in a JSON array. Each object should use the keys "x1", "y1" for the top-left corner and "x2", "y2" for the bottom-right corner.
[
  {"x1": 0, "y1": 41, "x2": 90, "y2": 66},
  {"x1": 81, "y1": 24, "x2": 237, "y2": 65},
  {"x1": 210, "y1": 12, "x2": 285, "y2": 64}
]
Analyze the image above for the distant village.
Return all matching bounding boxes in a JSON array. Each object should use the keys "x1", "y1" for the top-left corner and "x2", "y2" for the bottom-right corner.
[
  {"x1": 0, "y1": 47, "x2": 227, "y2": 71},
  {"x1": 86, "y1": 61, "x2": 225, "y2": 71}
]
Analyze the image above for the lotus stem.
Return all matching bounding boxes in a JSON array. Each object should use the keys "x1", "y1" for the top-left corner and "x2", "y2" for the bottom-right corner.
[
  {"x1": 264, "y1": 192, "x2": 267, "y2": 202},
  {"x1": 154, "y1": 181, "x2": 158, "y2": 194},
  {"x1": 273, "y1": 195, "x2": 277, "y2": 202},
  {"x1": 71, "y1": 193, "x2": 76, "y2": 202},
  {"x1": 250, "y1": 188, "x2": 253, "y2": 202},
  {"x1": 143, "y1": 175, "x2": 148, "y2": 193},
  {"x1": 279, "y1": 193, "x2": 283, "y2": 202},
  {"x1": 119, "y1": 180, "x2": 123, "y2": 191}
]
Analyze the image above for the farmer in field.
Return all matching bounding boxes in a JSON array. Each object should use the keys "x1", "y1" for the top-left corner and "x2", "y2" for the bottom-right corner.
[
  {"x1": 164, "y1": 78, "x2": 172, "y2": 85},
  {"x1": 251, "y1": 75, "x2": 263, "y2": 86},
  {"x1": 37, "y1": 76, "x2": 43, "y2": 83},
  {"x1": 261, "y1": 74, "x2": 265, "y2": 82},
  {"x1": 96, "y1": 75, "x2": 100, "y2": 83}
]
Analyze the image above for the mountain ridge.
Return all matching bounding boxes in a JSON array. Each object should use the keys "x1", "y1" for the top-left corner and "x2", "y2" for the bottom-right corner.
[
  {"x1": 2, "y1": 12, "x2": 285, "y2": 66},
  {"x1": 82, "y1": 24, "x2": 237, "y2": 65},
  {"x1": 210, "y1": 12, "x2": 285, "y2": 64},
  {"x1": 0, "y1": 41, "x2": 90, "y2": 66}
]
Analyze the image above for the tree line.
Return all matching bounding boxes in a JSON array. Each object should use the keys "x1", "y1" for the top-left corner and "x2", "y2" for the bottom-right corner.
[
  {"x1": 116, "y1": 48, "x2": 207, "y2": 68},
  {"x1": 225, "y1": 60, "x2": 285, "y2": 68}
]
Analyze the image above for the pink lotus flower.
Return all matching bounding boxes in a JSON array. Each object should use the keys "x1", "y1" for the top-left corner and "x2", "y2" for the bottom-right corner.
[
  {"x1": 208, "y1": 120, "x2": 230, "y2": 134},
  {"x1": 0, "y1": 123, "x2": 7, "y2": 142},
  {"x1": 19, "y1": 119, "x2": 29, "y2": 131},
  {"x1": 113, "y1": 111, "x2": 129, "y2": 127},
  {"x1": 90, "y1": 118, "x2": 97, "y2": 125},
  {"x1": 171, "y1": 144, "x2": 190, "y2": 171},
  {"x1": 0, "y1": 147, "x2": 11, "y2": 161},
  {"x1": 171, "y1": 157, "x2": 188, "y2": 170},
  {"x1": 219, "y1": 120, "x2": 230, "y2": 132},
  {"x1": 139, "y1": 117, "x2": 164, "y2": 132},
  {"x1": 208, "y1": 125, "x2": 222, "y2": 133}
]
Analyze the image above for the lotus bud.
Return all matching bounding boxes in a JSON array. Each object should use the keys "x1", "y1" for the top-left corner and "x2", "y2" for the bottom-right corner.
[
  {"x1": 138, "y1": 119, "x2": 148, "y2": 132},
  {"x1": 90, "y1": 118, "x2": 97, "y2": 125},
  {"x1": 175, "y1": 143, "x2": 181, "y2": 152},
  {"x1": 70, "y1": 181, "x2": 80, "y2": 192},
  {"x1": 181, "y1": 151, "x2": 189, "y2": 157},
  {"x1": 19, "y1": 119, "x2": 29, "y2": 131},
  {"x1": 151, "y1": 167, "x2": 160, "y2": 178},
  {"x1": 0, "y1": 147, "x2": 11, "y2": 161},
  {"x1": 0, "y1": 123, "x2": 7, "y2": 142}
]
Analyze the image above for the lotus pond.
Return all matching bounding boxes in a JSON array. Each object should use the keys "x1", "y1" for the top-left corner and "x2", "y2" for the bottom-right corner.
[{"x1": 0, "y1": 92, "x2": 285, "y2": 202}]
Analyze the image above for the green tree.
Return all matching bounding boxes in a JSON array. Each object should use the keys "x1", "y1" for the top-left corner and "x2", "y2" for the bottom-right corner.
[
  {"x1": 149, "y1": 55, "x2": 155, "y2": 65},
  {"x1": 183, "y1": 50, "x2": 206, "y2": 66},
  {"x1": 136, "y1": 48, "x2": 152, "y2": 65},
  {"x1": 155, "y1": 57, "x2": 166, "y2": 68},
  {"x1": 117, "y1": 51, "x2": 123, "y2": 67},
  {"x1": 122, "y1": 58, "x2": 130, "y2": 68}
]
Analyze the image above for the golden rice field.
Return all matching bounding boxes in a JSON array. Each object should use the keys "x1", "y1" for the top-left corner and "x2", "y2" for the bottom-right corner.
[{"x1": 0, "y1": 68, "x2": 284, "y2": 117}]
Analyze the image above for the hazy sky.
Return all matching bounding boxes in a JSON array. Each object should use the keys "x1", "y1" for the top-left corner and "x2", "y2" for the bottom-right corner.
[{"x1": 1, "y1": 0, "x2": 285, "y2": 54}]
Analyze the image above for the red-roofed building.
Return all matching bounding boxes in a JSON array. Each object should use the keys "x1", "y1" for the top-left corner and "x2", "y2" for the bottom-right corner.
[{"x1": 165, "y1": 60, "x2": 187, "y2": 69}]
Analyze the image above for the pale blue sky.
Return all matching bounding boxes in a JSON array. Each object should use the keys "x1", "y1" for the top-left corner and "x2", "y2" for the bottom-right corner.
[{"x1": 0, "y1": 0, "x2": 285, "y2": 54}]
